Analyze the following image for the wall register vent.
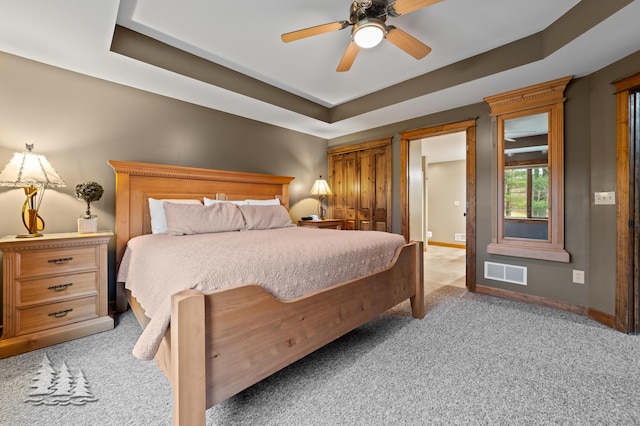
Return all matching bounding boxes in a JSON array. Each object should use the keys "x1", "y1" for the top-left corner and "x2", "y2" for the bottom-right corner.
[
  {"x1": 484, "y1": 262, "x2": 527, "y2": 285},
  {"x1": 455, "y1": 233, "x2": 466, "y2": 242}
]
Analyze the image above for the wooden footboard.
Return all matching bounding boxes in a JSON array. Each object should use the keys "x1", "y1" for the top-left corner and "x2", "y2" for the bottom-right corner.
[{"x1": 163, "y1": 240, "x2": 423, "y2": 426}]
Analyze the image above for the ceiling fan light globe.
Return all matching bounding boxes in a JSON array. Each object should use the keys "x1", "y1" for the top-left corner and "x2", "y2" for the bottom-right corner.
[{"x1": 353, "y1": 20, "x2": 385, "y2": 48}]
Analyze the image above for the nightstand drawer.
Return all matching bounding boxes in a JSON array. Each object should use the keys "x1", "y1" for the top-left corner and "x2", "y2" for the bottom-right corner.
[
  {"x1": 18, "y1": 246, "x2": 99, "y2": 278},
  {"x1": 17, "y1": 271, "x2": 99, "y2": 305},
  {"x1": 16, "y1": 296, "x2": 98, "y2": 335}
]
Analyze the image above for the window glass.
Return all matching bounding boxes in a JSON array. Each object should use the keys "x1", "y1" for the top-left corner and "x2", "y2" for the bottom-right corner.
[{"x1": 505, "y1": 166, "x2": 548, "y2": 219}]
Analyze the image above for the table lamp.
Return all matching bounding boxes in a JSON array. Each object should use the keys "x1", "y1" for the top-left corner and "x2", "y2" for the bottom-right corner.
[
  {"x1": 309, "y1": 175, "x2": 333, "y2": 220},
  {"x1": 0, "y1": 144, "x2": 66, "y2": 237}
]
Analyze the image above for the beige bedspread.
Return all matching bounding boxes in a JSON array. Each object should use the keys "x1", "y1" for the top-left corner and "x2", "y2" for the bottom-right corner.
[{"x1": 117, "y1": 227, "x2": 406, "y2": 360}]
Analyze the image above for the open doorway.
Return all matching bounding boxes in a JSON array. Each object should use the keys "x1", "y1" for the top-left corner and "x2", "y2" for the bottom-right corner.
[
  {"x1": 400, "y1": 119, "x2": 477, "y2": 292},
  {"x1": 409, "y1": 132, "x2": 467, "y2": 293}
]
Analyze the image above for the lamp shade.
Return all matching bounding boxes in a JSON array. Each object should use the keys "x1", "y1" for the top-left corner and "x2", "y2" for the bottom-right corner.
[
  {"x1": 0, "y1": 144, "x2": 66, "y2": 188},
  {"x1": 309, "y1": 178, "x2": 333, "y2": 196}
]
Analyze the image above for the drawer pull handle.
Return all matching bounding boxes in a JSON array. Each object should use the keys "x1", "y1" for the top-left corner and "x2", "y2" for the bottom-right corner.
[
  {"x1": 48, "y1": 257, "x2": 74, "y2": 265},
  {"x1": 48, "y1": 308, "x2": 73, "y2": 318},
  {"x1": 48, "y1": 283, "x2": 73, "y2": 292}
]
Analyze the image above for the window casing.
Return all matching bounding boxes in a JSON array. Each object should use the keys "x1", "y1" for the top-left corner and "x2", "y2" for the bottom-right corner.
[{"x1": 485, "y1": 76, "x2": 571, "y2": 262}]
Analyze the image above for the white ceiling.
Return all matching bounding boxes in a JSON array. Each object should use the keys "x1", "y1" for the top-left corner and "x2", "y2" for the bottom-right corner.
[{"x1": 1, "y1": 0, "x2": 639, "y2": 139}]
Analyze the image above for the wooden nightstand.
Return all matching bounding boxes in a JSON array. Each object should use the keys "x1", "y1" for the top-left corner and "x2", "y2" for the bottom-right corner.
[
  {"x1": 297, "y1": 219, "x2": 343, "y2": 230},
  {"x1": 0, "y1": 232, "x2": 114, "y2": 358}
]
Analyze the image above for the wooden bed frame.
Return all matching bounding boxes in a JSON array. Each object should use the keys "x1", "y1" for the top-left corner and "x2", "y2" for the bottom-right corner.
[{"x1": 109, "y1": 160, "x2": 424, "y2": 426}]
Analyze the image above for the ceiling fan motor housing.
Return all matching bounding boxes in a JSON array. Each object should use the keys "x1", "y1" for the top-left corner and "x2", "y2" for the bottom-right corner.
[
  {"x1": 350, "y1": 0, "x2": 389, "y2": 48},
  {"x1": 350, "y1": 0, "x2": 389, "y2": 24}
]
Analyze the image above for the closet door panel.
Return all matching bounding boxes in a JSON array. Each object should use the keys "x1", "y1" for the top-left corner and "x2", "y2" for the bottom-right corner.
[
  {"x1": 344, "y1": 152, "x2": 358, "y2": 230},
  {"x1": 372, "y1": 145, "x2": 392, "y2": 232},
  {"x1": 357, "y1": 148, "x2": 373, "y2": 230},
  {"x1": 329, "y1": 154, "x2": 346, "y2": 222}
]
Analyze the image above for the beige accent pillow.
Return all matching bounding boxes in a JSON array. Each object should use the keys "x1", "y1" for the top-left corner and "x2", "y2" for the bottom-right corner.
[
  {"x1": 239, "y1": 205, "x2": 295, "y2": 230},
  {"x1": 163, "y1": 202, "x2": 246, "y2": 235},
  {"x1": 148, "y1": 198, "x2": 202, "y2": 234}
]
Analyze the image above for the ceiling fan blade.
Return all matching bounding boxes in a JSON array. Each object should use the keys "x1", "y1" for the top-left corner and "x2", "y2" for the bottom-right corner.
[
  {"x1": 389, "y1": 0, "x2": 443, "y2": 16},
  {"x1": 386, "y1": 26, "x2": 432, "y2": 59},
  {"x1": 336, "y1": 42, "x2": 360, "y2": 72},
  {"x1": 281, "y1": 21, "x2": 349, "y2": 43}
]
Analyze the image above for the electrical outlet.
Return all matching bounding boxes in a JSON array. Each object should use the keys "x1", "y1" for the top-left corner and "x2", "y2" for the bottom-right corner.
[{"x1": 573, "y1": 270, "x2": 585, "y2": 284}]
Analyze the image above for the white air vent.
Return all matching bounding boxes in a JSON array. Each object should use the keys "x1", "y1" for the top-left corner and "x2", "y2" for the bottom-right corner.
[
  {"x1": 484, "y1": 262, "x2": 527, "y2": 285},
  {"x1": 455, "y1": 233, "x2": 466, "y2": 242}
]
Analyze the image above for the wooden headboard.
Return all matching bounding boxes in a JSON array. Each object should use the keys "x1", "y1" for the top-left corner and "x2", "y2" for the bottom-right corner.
[{"x1": 108, "y1": 160, "x2": 294, "y2": 268}]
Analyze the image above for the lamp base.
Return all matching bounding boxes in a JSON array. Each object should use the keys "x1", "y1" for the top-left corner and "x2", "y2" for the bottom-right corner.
[
  {"x1": 16, "y1": 232, "x2": 43, "y2": 238},
  {"x1": 21, "y1": 206, "x2": 45, "y2": 237}
]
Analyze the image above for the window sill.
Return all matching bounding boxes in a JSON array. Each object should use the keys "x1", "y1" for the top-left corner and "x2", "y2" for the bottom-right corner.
[{"x1": 487, "y1": 243, "x2": 570, "y2": 263}]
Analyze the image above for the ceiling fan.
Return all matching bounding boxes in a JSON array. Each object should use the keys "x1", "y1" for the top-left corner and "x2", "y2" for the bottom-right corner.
[{"x1": 281, "y1": 0, "x2": 443, "y2": 72}]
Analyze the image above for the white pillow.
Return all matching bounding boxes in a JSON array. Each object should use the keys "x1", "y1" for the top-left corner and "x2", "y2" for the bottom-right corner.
[
  {"x1": 203, "y1": 197, "x2": 248, "y2": 206},
  {"x1": 148, "y1": 198, "x2": 201, "y2": 234},
  {"x1": 245, "y1": 198, "x2": 281, "y2": 206}
]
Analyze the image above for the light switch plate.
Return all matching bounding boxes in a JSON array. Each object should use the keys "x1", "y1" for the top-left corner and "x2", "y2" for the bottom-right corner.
[{"x1": 594, "y1": 191, "x2": 615, "y2": 205}]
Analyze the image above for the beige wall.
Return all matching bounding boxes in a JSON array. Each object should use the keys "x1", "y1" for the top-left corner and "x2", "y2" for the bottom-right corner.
[
  {"x1": 427, "y1": 160, "x2": 466, "y2": 246},
  {"x1": 0, "y1": 52, "x2": 328, "y2": 301}
]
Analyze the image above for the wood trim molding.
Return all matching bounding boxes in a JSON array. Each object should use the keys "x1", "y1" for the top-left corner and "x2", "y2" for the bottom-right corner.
[
  {"x1": 484, "y1": 76, "x2": 572, "y2": 116},
  {"x1": 466, "y1": 124, "x2": 477, "y2": 292},
  {"x1": 400, "y1": 135, "x2": 408, "y2": 240},
  {"x1": 588, "y1": 307, "x2": 616, "y2": 329},
  {"x1": 615, "y1": 73, "x2": 640, "y2": 93},
  {"x1": 401, "y1": 119, "x2": 477, "y2": 141},
  {"x1": 0, "y1": 233, "x2": 112, "y2": 251},
  {"x1": 614, "y1": 72, "x2": 640, "y2": 333},
  {"x1": 475, "y1": 284, "x2": 587, "y2": 316},
  {"x1": 428, "y1": 241, "x2": 466, "y2": 249},
  {"x1": 400, "y1": 118, "x2": 477, "y2": 292},
  {"x1": 327, "y1": 137, "x2": 392, "y2": 155}
]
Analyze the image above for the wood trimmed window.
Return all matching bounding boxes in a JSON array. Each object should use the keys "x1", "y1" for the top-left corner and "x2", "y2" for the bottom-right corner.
[{"x1": 485, "y1": 76, "x2": 572, "y2": 262}]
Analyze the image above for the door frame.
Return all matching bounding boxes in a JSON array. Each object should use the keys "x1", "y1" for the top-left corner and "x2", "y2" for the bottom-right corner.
[
  {"x1": 400, "y1": 119, "x2": 477, "y2": 291},
  {"x1": 615, "y1": 72, "x2": 640, "y2": 333}
]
